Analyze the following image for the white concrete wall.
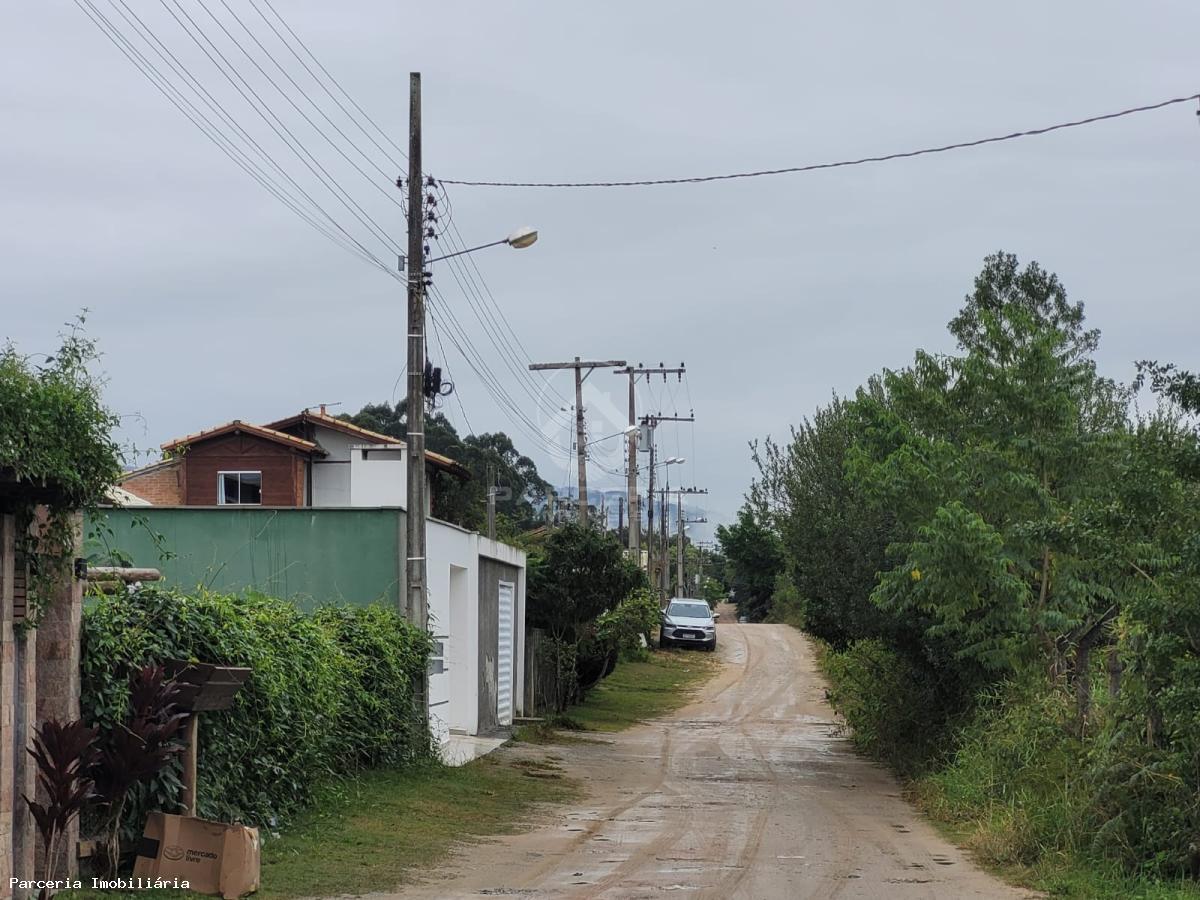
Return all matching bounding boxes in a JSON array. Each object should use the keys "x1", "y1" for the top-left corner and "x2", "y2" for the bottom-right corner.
[
  {"x1": 349, "y1": 446, "x2": 407, "y2": 506},
  {"x1": 426, "y1": 519, "x2": 527, "y2": 740}
]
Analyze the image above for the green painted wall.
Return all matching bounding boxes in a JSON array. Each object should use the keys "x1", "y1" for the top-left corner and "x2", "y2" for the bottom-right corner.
[{"x1": 86, "y1": 507, "x2": 406, "y2": 611}]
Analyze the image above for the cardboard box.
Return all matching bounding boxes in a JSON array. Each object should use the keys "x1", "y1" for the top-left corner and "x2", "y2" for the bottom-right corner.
[{"x1": 133, "y1": 812, "x2": 260, "y2": 899}]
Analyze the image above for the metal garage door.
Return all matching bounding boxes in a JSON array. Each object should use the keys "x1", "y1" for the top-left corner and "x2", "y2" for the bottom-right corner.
[{"x1": 497, "y1": 580, "x2": 515, "y2": 726}]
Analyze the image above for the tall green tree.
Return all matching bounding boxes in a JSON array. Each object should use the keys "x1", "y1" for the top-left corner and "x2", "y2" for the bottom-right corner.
[
  {"x1": 526, "y1": 523, "x2": 645, "y2": 643},
  {"x1": 854, "y1": 253, "x2": 1127, "y2": 682},
  {"x1": 339, "y1": 401, "x2": 549, "y2": 533},
  {"x1": 716, "y1": 504, "x2": 783, "y2": 622}
]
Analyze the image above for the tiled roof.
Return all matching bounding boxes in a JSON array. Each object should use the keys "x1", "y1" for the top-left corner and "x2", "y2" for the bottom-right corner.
[
  {"x1": 161, "y1": 420, "x2": 325, "y2": 455},
  {"x1": 116, "y1": 456, "x2": 181, "y2": 481},
  {"x1": 266, "y1": 409, "x2": 400, "y2": 445},
  {"x1": 267, "y1": 409, "x2": 470, "y2": 480}
]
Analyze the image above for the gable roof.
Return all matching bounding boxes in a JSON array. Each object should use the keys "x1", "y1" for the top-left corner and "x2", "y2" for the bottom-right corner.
[
  {"x1": 266, "y1": 409, "x2": 470, "y2": 480},
  {"x1": 265, "y1": 409, "x2": 397, "y2": 445},
  {"x1": 161, "y1": 420, "x2": 325, "y2": 455}
]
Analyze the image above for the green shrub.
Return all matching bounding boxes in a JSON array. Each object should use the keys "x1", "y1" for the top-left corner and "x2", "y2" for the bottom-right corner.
[
  {"x1": 765, "y1": 573, "x2": 805, "y2": 628},
  {"x1": 820, "y1": 639, "x2": 967, "y2": 776},
  {"x1": 596, "y1": 588, "x2": 660, "y2": 660},
  {"x1": 313, "y1": 605, "x2": 432, "y2": 768},
  {"x1": 81, "y1": 587, "x2": 431, "y2": 836},
  {"x1": 916, "y1": 681, "x2": 1091, "y2": 866}
]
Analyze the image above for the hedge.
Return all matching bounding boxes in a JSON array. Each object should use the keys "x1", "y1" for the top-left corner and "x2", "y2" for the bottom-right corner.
[{"x1": 81, "y1": 587, "x2": 432, "y2": 837}]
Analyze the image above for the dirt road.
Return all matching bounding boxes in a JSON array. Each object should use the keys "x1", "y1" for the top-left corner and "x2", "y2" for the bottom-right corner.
[{"x1": 384, "y1": 620, "x2": 1031, "y2": 899}]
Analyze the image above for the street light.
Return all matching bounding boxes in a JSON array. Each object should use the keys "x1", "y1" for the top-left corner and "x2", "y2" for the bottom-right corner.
[
  {"x1": 653, "y1": 456, "x2": 686, "y2": 469},
  {"x1": 424, "y1": 226, "x2": 539, "y2": 264},
  {"x1": 585, "y1": 424, "x2": 639, "y2": 448}
]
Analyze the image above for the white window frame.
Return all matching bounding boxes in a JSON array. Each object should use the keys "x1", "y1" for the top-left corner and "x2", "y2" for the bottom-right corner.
[{"x1": 217, "y1": 470, "x2": 263, "y2": 506}]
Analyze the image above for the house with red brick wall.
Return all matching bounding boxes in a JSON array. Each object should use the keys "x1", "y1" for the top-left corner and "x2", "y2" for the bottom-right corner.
[{"x1": 117, "y1": 409, "x2": 468, "y2": 512}]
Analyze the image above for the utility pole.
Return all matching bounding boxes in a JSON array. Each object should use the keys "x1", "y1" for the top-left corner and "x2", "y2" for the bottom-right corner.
[
  {"x1": 657, "y1": 486, "x2": 708, "y2": 597},
  {"x1": 404, "y1": 72, "x2": 428, "y2": 724},
  {"x1": 486, "y1": 463, "x2": 497, "y2": 540},
  {"x1": 647, "y1": 438, "x2": 656, "y2": 590},
  {"x1": 679, "y1": 517, "x2": 709, "y2": 597},
  {"x1": 641, "y1": 412, "x2": 694, "y2": 599},
  {"x1": 676, "y1": 494, "x2": 684, "y2": 598},
  {"x1": 617, "y1": 495, "x2": 624, "y2": 536},
  {"x1": 614, "y1": 364, "x2": 685, "y2": 563},
  {"x1": 660, "y1": 491, "x2": 669, "y2": 596},
  {"x1": 530, "y1": 357, "x2": 626, "y2": 527}
]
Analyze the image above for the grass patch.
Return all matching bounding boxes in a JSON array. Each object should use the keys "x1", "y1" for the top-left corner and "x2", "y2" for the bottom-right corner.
[
  {"x1": 567, "y1": 648, "x2": 719, "y2": 732},
  {"x1": 62, "y1": 754, "x2": 578, "y2": 900}
]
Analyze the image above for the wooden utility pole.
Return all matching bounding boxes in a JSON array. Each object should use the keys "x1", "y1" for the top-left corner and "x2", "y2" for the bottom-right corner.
[
  {"x1": 529, "y1": 357, "x2": 626, "y2": 527},
  {"x1": 614, "y1": 365, "x2": 685, "y2": 564},
  {"x1": 404, "y1": 72, "x2": 428, "y2": 724}
]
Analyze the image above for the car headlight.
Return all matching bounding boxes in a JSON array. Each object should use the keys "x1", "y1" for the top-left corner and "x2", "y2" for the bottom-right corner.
[{"x1": 703, "y1": 626, "x2": 715, "y2": 632}]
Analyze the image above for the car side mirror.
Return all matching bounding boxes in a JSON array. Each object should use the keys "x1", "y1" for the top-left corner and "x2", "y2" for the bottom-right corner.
[{"x1": 712, "y1": 612, "x2": 721, "y2": 621}]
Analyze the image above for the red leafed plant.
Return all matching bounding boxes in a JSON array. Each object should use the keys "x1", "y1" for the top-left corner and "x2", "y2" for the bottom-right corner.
[
  {"x1": 91, "y1": 665, "x2": 188, "y2": 875},
  {"x1": 24, "y1": 719, "x2": 99, "y2": 898}
]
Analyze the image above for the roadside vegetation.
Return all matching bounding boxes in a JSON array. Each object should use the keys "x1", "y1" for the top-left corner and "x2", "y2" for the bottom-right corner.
[{"x1": 721, "y1": 251, "x2": 1200, "y2": 896}]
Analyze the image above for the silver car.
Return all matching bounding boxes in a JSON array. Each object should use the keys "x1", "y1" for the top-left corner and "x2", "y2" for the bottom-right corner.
[{"x1": 660, "y1": 599, "x2": 718, "y2": 651}]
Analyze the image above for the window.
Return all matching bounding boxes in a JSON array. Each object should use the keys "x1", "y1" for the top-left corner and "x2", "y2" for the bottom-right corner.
[
  {"x1": 667, "y1": 601, "x2": 710, "y2": 619},
  {"x1": 218, "y1": 471, "x2": 262, "y2": 505}
]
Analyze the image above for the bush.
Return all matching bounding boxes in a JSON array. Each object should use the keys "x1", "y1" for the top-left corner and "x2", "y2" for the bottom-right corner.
[
  {"x1": 596, "y1": 588, "x2": 660, "y2": 660},
  {"x1": 820, "y1": 639, "x2": 968, "y2": 777},
  {"x1": 313, "y1": 605, "x2": 432, "y2": 768},
  {"x1": 915, "y1": 681, "x2": 1091, "y2": 866},
  {"x1": 81, "y1": 587, "x2": 431, "y2": 836}
]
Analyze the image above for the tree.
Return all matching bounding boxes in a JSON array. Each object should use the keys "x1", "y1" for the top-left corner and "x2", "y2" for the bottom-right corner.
[
  {"x1": 716, "y1": 504, "x2": 783, "y2": 622},
  {"x1": 750, "y1": 393, "x2": 899, "y2": 647},
  {"x1": 339, "y1": 402, "x2": 550, "y2": 533},
  {"x1": 526, "y1": 523, "x2": 645, "y2": 643}
]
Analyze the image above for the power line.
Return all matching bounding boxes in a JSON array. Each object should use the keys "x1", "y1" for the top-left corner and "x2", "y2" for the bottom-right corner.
[
  {"x1": 154, "y1": 0, "x2": 401, "y2": 253},
  {"x1": 441, "y1": 92, "x2": 1200, "y2": 188},
  {"x1": 77, "y1": 0, "x2": 390, "y2": 270}
]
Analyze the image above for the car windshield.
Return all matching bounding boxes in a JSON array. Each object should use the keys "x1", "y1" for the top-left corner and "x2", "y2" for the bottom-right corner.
[{"x1": 667, "y1": 601, "x2": 711, "y2": 619}]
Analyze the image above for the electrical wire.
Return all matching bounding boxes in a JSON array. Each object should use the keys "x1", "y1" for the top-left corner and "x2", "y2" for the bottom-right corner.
[
  {"x1": 235, "y1": 0, "x2": 570, "y2": 420},
  {"x1": 427, "y1": 286, "x2": 572, "y2": 456},
  {"x1": 78, "y1": 0, "x2": 390, "y2": 270},
  {"x1": 155, "y1": 0, "x2": 401, "y2": 253},
  {"x1": 441, "y1": 93, "x2": 1200, "y2": 187},
  {"x1": 428, "y1": 314, "x2": 474, "y2": 436},
  {"x1": 213, "y1": 0, "x2": 402, "y2": 191},
  {"x1": 77, "y1": 0, "x2": 577, "y2": 465}
]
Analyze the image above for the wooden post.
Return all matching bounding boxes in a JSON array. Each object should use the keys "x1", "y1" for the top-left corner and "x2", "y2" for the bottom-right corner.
[{"x1": 181, "y1": 716, "x2": 199, "y2": 817}]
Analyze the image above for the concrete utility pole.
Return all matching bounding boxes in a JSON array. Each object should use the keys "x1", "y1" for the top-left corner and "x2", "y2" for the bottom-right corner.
[
  {"x1": 641, "y1": 412, "x2": 694, "y2": 598},
  {"x1": 529, "y1": 357, "x2": 626, "y2": 527},
  {"x1": 657, "y1": 487, "x2": 709, "y2": 598},
  {"x1": 647, "y1": 438, "x2": 656, "y2": 585},
  {"x1": 486, "y1": 463, "x2": 497, "y2": 540},
  {"x1": 679, "y1": 518, "x2": 709, "y2": 596},
  {"x1": 404, "y1": 72, "x2": 428, "y2": 723},
  {"x1": 614, "y1": 365, "x2": 685, "y2": 563}
]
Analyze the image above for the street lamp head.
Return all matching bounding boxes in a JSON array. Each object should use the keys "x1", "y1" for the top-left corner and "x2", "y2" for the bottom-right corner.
[
  {"x1": 672, "y1": 457, "x2": 687, "y2": 465},
  {"x1": 622, "y1": 424, "x2": 639, "y2": 436},
  {"x1": 506, "y1": 226, "x2": 538, "y2": 249}
]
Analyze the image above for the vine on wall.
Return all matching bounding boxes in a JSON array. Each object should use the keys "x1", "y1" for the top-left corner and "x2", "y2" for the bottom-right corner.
[{"x1": 0, "y1": 314, "x2": 123, "y2": 626}]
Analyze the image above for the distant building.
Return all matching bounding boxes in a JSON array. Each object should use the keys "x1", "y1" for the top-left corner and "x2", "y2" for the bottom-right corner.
[{"x1": 118, "y1": 405, "x2": 468, "y2": 512}]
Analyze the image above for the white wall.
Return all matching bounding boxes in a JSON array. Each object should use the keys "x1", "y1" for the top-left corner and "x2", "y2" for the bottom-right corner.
[
  {"x1": 349, "y1": 446, "x2": 407, "y2": 506},
  {"x1": 425, "y1": 519, "x2": 527, "y2": 739}
]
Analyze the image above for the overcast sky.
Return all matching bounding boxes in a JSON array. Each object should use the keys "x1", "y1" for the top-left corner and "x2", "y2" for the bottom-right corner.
[{"x1": 4, "y1": 1, "x2": 1198, "y2": 535}]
